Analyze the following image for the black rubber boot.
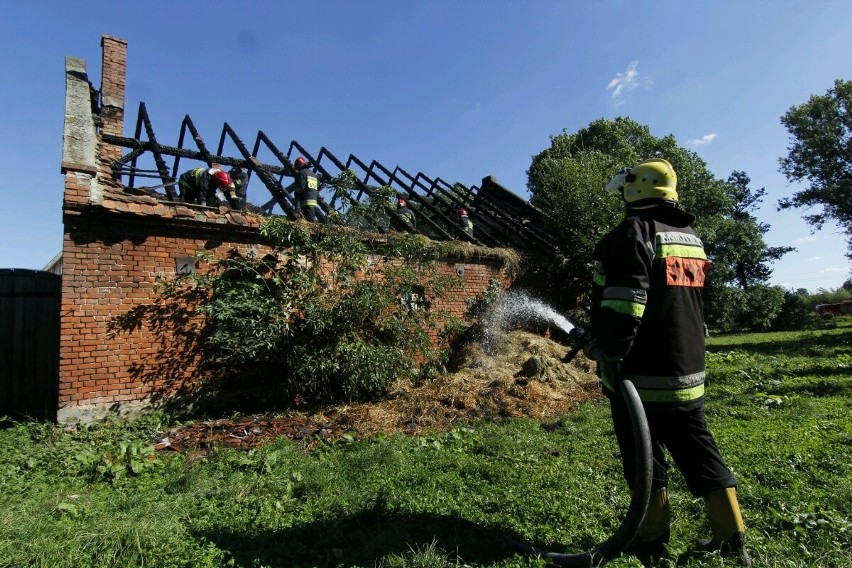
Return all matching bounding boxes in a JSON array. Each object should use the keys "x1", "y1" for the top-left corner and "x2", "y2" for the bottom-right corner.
[{"x1": 626, "y1": 531, "x2": 669, "y2": 565}]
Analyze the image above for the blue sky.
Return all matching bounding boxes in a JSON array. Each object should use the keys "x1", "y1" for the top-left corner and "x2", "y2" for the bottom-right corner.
[{"x1": 2, "y1": 0, "x2": 851, "y2": 291}]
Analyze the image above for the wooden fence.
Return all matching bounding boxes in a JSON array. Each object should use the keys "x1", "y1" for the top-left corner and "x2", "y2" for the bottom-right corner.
[{"x1": 0, "y1": 269, "x2": 61, "y2": 420}]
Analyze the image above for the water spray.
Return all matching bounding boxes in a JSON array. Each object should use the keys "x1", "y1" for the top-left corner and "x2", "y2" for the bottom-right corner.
[
  {"x1": 485, "y1": 291, "x2": 575, "y2": 336},
  {"x1": 488, "y1": 291, "x2": 653, "y2": 566}
]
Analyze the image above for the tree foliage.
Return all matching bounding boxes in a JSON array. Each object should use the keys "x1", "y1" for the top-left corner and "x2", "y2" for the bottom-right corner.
[
  {"x1": 771, "y1": 287, "x2": 820, "y2": 331},
  {"x1": 702, "y1": 172, "x2": 797, "y2": 331},
  {"x1": 527, "y1": 117, "x2": 792, "y2": 331},
  {"x1": 779, "y1": 79, "x2": 852, "y2": 259},
  {"x1": 327, "y1": 169, "x2": 397, "y2": 231}
]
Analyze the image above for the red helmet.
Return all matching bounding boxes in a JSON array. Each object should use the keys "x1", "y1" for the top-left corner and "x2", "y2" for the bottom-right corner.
[
  {"x1": 212, "y1": 170, "x2": 233, "y2": 189},
  {"x1": 294, "y1": 156, "x2": 308, "y2": 169},
  {"x1": 459, "y1": 207, "x2": 468, "y2": 216},
  {"x1": 398, "y1": 199, "x2": 407, "y2": 207}
]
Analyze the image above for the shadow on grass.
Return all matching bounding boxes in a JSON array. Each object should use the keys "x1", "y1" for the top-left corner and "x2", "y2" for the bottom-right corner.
[
  {"x1": 707, "y1": 327, "x2": 852, "y2": 358},
  {"x1": 764, "y1": 375, "x2": 852, "y2": 397},
  {"x1": 195, "y1": 505, "x2": 539, "y2": 567}
]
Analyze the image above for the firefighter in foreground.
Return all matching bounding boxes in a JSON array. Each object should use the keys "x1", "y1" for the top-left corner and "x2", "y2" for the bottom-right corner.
[
  {"x1": 178, "y1": 166, "x2": 235, "y2": 207},
  {"x1": 587, "y1": 158, "x2": 751, "y2": 566}
]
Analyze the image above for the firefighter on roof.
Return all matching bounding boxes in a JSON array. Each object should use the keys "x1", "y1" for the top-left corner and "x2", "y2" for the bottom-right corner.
[
  {"x1": 288, "y1": 156, "x2": 320, "y2": 221},
  {"x1": 177, "y1": 166, "x2": 235, "y2": 207},
  {"x1": 228, "y1": 165, "x2": 249, "y2": 209},
  {"x1": 396, "y1": 198, "x2": 416, "y2": 229},
  {"x1": 588, "y1": 158, "x2": 751, "y2": 566},
  {"x1": 458, "y1": 207, "x2": 473, "y2": 237}
]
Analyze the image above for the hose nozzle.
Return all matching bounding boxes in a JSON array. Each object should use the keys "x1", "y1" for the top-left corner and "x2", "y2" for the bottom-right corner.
[{"x1": 562, "y1": 326, "x2": 594, "y2": 363}]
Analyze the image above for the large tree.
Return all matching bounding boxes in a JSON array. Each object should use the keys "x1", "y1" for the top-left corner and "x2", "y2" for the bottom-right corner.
[
  {"x1": 706, "y1": 171, "x2": 794, "y2": 290},
  {"x1": 779, "y1": 79, "x2": 852, "y2": 259},
  {"x1": 528, "y1": 117, "x2": 791, "y2": 330}
]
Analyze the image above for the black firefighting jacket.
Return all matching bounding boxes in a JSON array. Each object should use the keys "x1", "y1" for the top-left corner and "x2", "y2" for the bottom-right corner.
[
  {"x1": 590, "y1": 203, "x2": 709, "y2": 406},
  {"x1": 397, "y1": 205, "x2": 416, "y2": 228},
  {"x1": 178, "y1": 168, "x2": 216, "y2": 205},
  {"x1": 286, "y1": 168, "x2": 320, "y2": 207},
  {"x1": 230, "y1": 168, "x2": 249, "y2": 199}
]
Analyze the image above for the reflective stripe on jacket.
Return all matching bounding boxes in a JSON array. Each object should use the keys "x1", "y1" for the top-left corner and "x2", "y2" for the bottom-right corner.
[{"x1": 590, "y1": 204, "x2": 710, "y2": 405}]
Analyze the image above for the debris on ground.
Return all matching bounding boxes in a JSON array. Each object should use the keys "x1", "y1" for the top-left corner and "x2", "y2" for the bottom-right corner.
[
  {"x1": 158, "y1": 330, "x2": 600, "y2": 453},
  {"x1": 153, "y1": 415, "x2": 336, "y2": 453}
]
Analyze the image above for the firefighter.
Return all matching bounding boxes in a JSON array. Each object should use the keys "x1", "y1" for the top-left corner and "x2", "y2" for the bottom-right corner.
[
  {"x1": 588, "y1": 158, "x2": 751, "y2": 566},
  {"x1": 177, "y1": 166, "x2": 235, "y2": 207},
  {"x1": 288, "y1": 156, "x2": 320, "y2": 221},
  {"x1": 396, "y1": 198, "x2": 416, "y2": 229},
  {"x1": 458, "y1": 207, "x2": 473, "y2": 237},
  {"x1": 228, "y1": 165, "x2": 249, "y2": 209}
]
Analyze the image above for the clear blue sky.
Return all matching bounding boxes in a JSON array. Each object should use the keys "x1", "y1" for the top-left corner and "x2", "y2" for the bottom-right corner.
[{"x1": 2, "y1": 1, "x2": 850, "y2": 291}]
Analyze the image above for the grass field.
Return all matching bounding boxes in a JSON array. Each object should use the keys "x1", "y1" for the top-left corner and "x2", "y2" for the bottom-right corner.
[{"x1": 1, "y1": 322, "x2": 850, "y2": 567}]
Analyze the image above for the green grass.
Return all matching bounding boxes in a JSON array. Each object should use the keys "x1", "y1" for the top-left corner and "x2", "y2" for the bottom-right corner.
[{"x1": 1, "y1": 321, "x2": 851, "y2": 567}]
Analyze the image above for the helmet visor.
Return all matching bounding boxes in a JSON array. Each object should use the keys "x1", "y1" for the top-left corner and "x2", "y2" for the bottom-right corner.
[{"x1": 605, "y1": 168, "x2": 632, "y2": 194}]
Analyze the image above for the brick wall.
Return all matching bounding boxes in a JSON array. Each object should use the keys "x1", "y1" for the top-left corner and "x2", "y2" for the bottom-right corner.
[
  {"x1": 58, "y1": 36, "x2": 514, "y2": 422},
  {"x1": 58, "y1": 194, "x2": 510, "y2": 421}
]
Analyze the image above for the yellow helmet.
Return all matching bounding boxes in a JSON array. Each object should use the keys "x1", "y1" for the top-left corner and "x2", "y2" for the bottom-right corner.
[{"x1": 624, "y1": 158, "x2": 678, "y2": 203}]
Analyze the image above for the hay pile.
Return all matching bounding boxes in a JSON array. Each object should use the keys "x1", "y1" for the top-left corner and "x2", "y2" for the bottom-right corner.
[{"x1": 314, "y1": 330, "x2": 601, "y2": 437}]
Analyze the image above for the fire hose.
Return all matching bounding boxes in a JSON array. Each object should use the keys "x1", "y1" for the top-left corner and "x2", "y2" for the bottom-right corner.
[{"x1": 510, "y1": 326, "x2": 653, "y2": 566}]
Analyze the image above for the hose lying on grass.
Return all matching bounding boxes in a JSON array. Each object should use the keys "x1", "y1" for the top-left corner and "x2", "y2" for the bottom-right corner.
[{"x1": 511, "y1": 327, "x2": 653, "y2": 566}]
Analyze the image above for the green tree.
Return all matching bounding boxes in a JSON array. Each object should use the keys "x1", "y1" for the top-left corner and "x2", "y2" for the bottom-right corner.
[
  {"x1": 809, "y1": 285, "x2": 852, "y2": 307},
  {"x1": 527, "y1": 117, "x2": 791, "y2": 330},
  {"x1": 779, "y1": 79, "x2": 852, "y2": 259},
  {"x1": 772, "y1": 287, "x2": 819, "y2": 331},
  {"x1": 526, "y1": 147, "x2": 622, "y2": 309},
  {"x1": 700, "y1": 172, "x2": 798, "y2": 330},
  {"x1": 727, "y1": 171, "x2": 794, "y2": 288}
]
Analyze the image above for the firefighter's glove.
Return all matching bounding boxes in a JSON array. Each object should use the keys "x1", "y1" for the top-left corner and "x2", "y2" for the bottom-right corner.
[
  {"x1": 598, "y1": 357, "x2": 623, "y2": 385},
  {"x1": 581, "y1": 339, "x2": 599, "y2": 361}
]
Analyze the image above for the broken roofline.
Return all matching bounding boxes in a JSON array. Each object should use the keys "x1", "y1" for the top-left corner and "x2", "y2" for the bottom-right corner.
[
  {"x1": 103, "y1": 106, "x2": 559, "y2": 253},
  {"x1": 86, "y1": 34, "x2": 558, "y2": 251}
]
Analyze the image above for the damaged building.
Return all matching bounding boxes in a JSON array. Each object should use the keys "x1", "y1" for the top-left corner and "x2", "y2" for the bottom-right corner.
[{"x1": 6, "y1": 35, "x2": 563, "y2": 422}]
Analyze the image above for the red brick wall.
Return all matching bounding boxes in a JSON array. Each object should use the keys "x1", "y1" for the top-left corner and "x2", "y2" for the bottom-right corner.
[{"x1": 59, "y1": 189, "x2": 511, "y2": 420}]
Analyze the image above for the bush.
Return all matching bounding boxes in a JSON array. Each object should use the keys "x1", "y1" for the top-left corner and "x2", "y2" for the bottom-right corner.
[
  {"x1": 704, "y1": 285, "x2": 744, "y2": 333},
  {"x1": 163, "y1": 219, "x2": 462, "y2": 405},
  {"x1": 771, "y1": 288, "x2": 819, "y2": 330},
  {"x1": 739, "y1": 285, "x2": 785, "y2": 331}
]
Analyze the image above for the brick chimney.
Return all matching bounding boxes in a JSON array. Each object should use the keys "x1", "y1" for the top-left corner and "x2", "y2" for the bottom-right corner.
[
  {"x1": 61, "y1": 54, "x2": 99, "y2": 205},
  {"x1": 98, "y1": 35, "x2": 127, "y2": 184}
]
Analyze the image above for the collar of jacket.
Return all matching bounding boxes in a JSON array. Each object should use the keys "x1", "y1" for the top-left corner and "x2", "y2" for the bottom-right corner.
[{"x1": 625, "y1": 202, "x2": 695, "y2": 226}]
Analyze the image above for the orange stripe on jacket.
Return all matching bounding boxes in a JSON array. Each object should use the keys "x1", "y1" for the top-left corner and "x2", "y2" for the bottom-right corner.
[{"x1": 666, "y1": 257, "x2": 710, "y2": 287}]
